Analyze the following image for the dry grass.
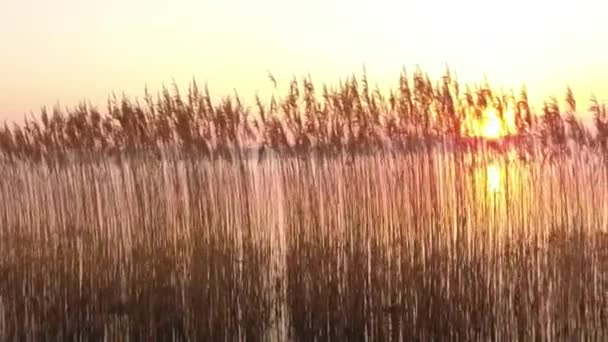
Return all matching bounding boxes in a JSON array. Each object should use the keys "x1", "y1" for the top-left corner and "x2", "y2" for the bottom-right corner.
[
  {"x1": 0, "y1": 69, "x2": 607, "y2": 340},
  {"x1": 0, "y1": 68, "x2": 604, "y2": 163},
  {"x1": 0, "y1": 147, "x2": 607, "y2": 340}
]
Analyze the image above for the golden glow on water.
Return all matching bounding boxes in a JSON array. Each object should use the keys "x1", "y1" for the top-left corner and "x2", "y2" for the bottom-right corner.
[{"x1": 487, "y1": 162, "x2": 502, "y2": 193}]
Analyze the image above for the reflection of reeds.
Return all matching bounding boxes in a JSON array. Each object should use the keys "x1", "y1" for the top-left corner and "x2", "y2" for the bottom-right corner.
[
  {"x1": 0, "y1": 68, "x2": 599, "y2": 163},
  {"x1": 1, "y1": 148, "x2": 608, "y2": 339}
]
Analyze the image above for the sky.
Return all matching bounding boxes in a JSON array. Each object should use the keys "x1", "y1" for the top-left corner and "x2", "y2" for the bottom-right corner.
[{"x1": 1, "y1": 0, "x2": 608, "y2": 121}]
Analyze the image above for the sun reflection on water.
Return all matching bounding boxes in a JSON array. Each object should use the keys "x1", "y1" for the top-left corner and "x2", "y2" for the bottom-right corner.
[{"x1": 487, "y1": 162, "x2": 502, "y2": 193}]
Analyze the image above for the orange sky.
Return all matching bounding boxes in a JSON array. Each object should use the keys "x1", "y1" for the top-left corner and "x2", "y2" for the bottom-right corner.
[{"x1": 2, "y1": 0, "x2": 608, "y2": 121}]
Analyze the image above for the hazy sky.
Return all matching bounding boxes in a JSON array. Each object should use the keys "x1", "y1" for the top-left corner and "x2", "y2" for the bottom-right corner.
[{"x1": 2, "y1": 0, "x2": 607, "y2": 121}]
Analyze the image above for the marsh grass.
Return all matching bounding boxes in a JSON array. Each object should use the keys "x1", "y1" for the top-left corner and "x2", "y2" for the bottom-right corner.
[
  {"x1": 0, "y1": 146, "x2": 607, "y2": 340},
  {"x1": 1, "y1": 69, "x2": 608, "y2": 340},
  {"x1": 0, "y1": 68, "x2": 603, "y2": 164}
]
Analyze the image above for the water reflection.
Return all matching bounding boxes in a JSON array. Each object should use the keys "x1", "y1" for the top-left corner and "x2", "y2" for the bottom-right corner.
[{"x1": 487, "y1": 162, "x2": 502, "y2": 193}]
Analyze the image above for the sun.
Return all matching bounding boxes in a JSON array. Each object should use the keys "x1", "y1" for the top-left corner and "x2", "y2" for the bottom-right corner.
[
  {"x1": 481, "y1": 109, "x2": 503, "y2": 140},
  {"x1": 463, "y1": 104, "x2": 518, "y2": 140}
]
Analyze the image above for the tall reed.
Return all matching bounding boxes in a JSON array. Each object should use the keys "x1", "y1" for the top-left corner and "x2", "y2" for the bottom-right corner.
[
  {"x1": 1, "y1": 145, "x2": 607, "y2": 340},
  {"x1": 1, "y1": 69, "x2": 607, "y2": 340}
]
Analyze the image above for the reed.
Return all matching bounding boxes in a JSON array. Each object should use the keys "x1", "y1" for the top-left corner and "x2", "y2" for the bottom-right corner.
[
  {"x1": 0, "y1": 68, "x2": 599, "y2": 163},
  {"x1": 0, "y1": 69, "x2": 607, "y2": 340}
]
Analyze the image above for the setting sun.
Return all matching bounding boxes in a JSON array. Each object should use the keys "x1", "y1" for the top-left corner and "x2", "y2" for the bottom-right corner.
[
  {"x1": 481, "y1": 109, "x2": 504, "y2": 140},
  {"x1": 463, "y1": 105, "x2": 518, "y2": 140},
  {"x1": 462, "y1": 108, "x2": 517, "y2": 140}
]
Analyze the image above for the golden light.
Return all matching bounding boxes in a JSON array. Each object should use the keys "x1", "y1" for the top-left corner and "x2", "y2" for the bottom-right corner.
[
  {"x1": 503, "y1": 107, "x2": 518, "y2": 135},
  {"x1": 462, "y1": 103, "x2": 518, "y2": 140},
  {"x1": 481, "y1": 109, "x2": 503, "y2": 140},
  {"x1": 486, "y1": 162, "x2": 502, "y2": 193}
]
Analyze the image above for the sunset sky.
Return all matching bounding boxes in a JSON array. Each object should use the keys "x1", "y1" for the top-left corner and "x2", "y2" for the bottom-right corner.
[{"x1": 1, "y1": 0, "x2": 607, "y2": 121}]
